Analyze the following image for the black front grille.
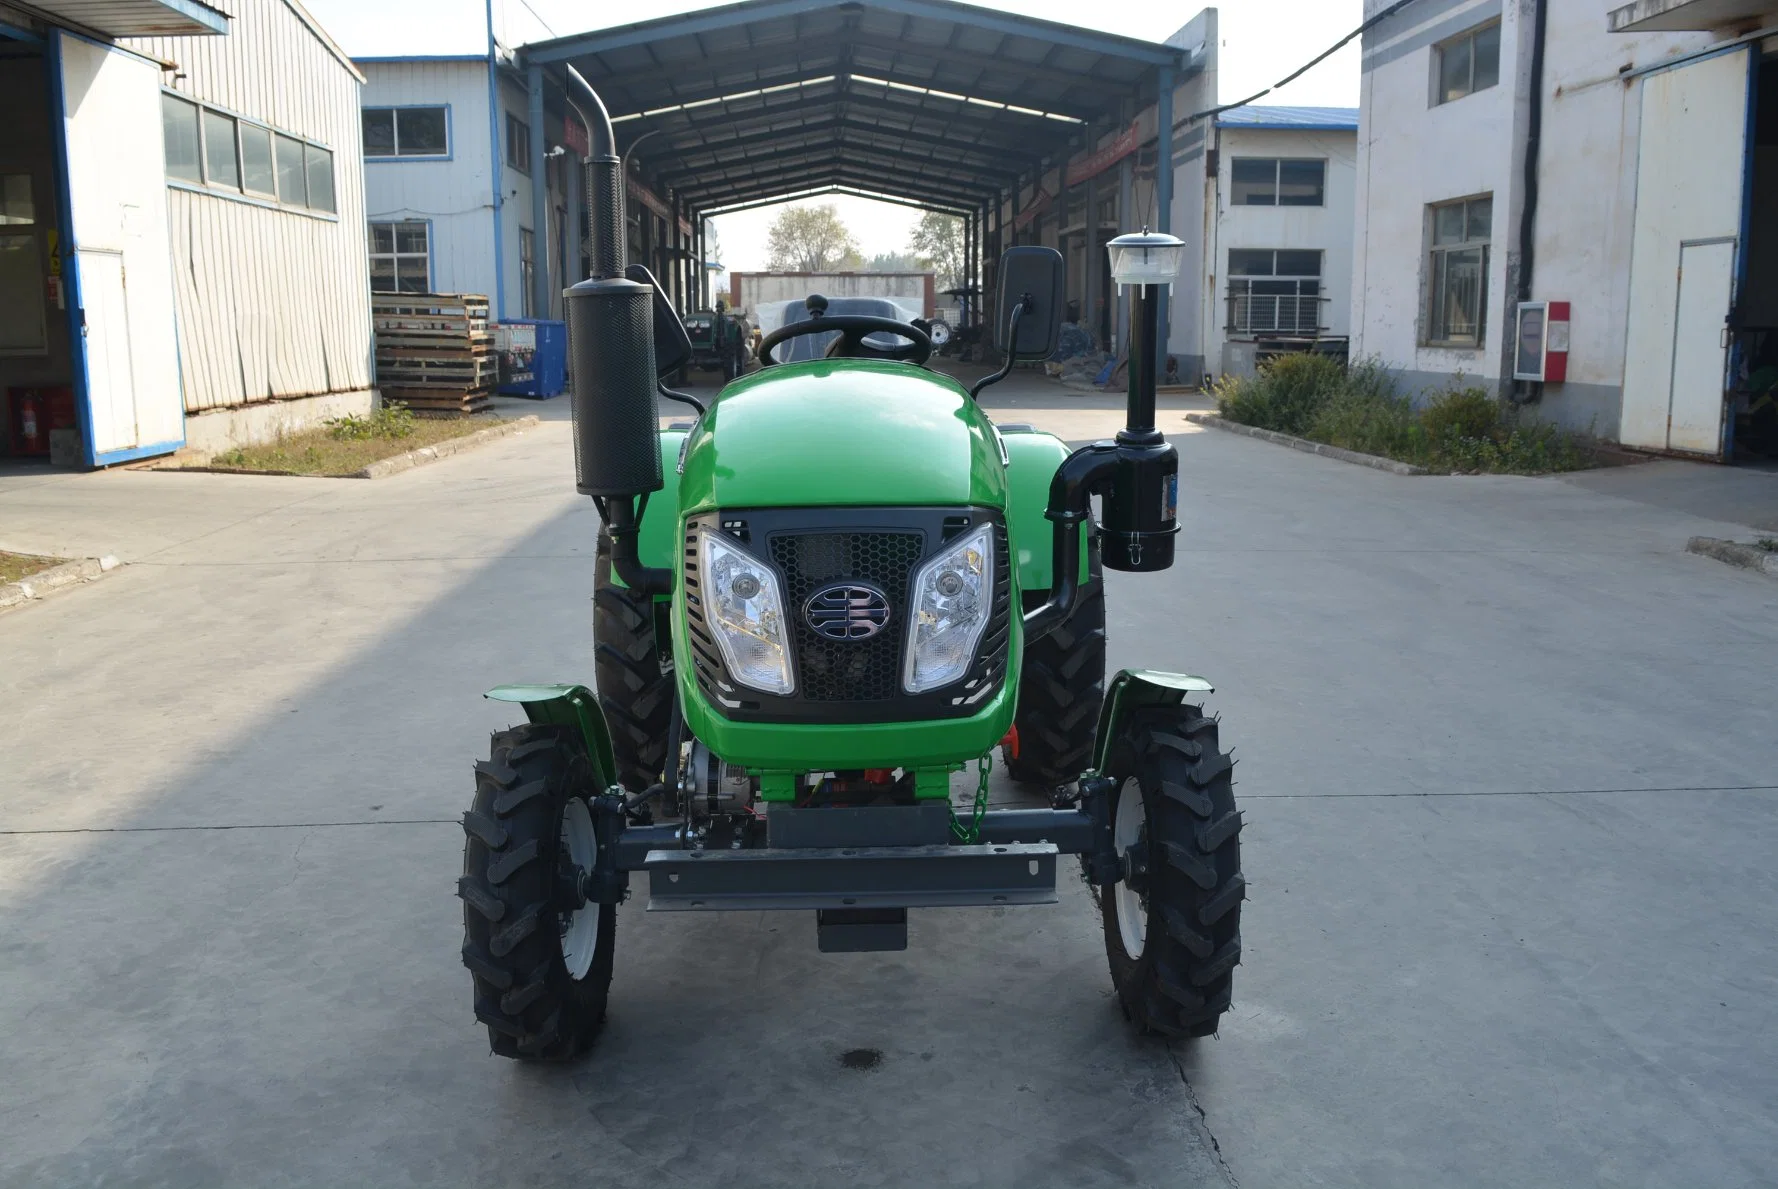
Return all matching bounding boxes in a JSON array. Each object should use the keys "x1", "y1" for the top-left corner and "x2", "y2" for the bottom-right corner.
[
  {"x1": 682, "y1": 508, "x2": 1011, "y2": 724},
  {"x1": 771, "y1": 531, "x2": 923, "y2": 701}
]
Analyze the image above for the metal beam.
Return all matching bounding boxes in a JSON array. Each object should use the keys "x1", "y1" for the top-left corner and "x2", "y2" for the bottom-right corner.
[
  {"x1": 862, "y1": 0, "x2": 1183, "y2": 66},
  {"x1": 678, "y1": 154, "x2": 1004, "y2": 201},
  {"x1": 665, "y1": 140, "x2": 1018, "y2": 195},
  {"x1": 703, "y1": 185, "x2": 975, "y2": 219},
  {"x1": 522, "y1": 0, "x2": 838, "y2": 63},
  {"x1": 686, "y1": 164, "x2": 1000, "y2": 209},
  {"x1": 1153, "y1": 63, "x2": 1173, "y2": 374},
  {"x1": 649, "y1": 115, "x2": 1034, "y2": 178}
]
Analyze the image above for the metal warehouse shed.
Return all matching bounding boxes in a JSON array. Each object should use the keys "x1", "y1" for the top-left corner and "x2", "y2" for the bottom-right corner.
[
  {"x1": 513, "y1": 0, "x2": 1210, "y2": 365},
  {"x1": 0, "y1": 0, "x2": 373, "y2": 466}
]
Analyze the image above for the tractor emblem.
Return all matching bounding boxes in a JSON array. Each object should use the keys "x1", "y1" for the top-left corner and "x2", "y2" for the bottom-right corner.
[{"x1": 805, "y1": 584, "x2": 891, "y2": 640}]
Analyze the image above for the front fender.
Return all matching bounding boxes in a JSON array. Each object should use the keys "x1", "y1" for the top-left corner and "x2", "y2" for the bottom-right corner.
[
  {"x1": 485, "y1": 684, "x2": 619, "y2": 790},
  {"x1": 1091, "y1": 669, "x2": 1216, "y2": 774}
]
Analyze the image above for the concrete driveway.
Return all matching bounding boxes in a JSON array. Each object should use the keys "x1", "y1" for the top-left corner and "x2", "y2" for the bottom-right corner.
[{"x1": 2, "y1": 379, "x2": 1775, "y2": 1187}]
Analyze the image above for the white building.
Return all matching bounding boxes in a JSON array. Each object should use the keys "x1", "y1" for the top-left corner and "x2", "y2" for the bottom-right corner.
[
  {"x1": 357, "y1": 55, "x2": 696, "y2": 322},
  {"x1": 1200, "y1": 105, "x2": 1359, "y2": 382},
  {"x1": 0, "y1": 0, "x2": 373, "y2": 465},
  {"x1": 1353, "y1": 0, "x2": 1778, "y2": 460}
]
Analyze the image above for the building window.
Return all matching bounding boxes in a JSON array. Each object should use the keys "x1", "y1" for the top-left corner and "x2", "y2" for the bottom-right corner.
[
  {"x1": 369, "y1": 220, "x2": 430, "y2": 293},
  {"x1": 162, "y1": 90, "x2": 333, "y2": 214},
  {"x1": 202, "y1": 109, "x2": 239, "y2": 189},
  {"x1": 1427, "y1": 196, "x2": 1492, "y2": 346},
  {"x1": 506, "y1": 113, "x2": 531, "y2": 174},
  {"x1": 1227, "y1": 249, "x2": 1324, "y2": 334},
  {"x1": 362, "y1": 106, "x2": 449, "y2": 158},
  {"x1": 520, "y1": 227, "x2": 535, "y2": 316},
  {"x1": 240, "y1": 124, "x2": 276, "y2": 196},
  {"x1": 1436, "y1": 22, "x2": 1501, "y2": 105},
  {"x1": 0, "y1": 174, "x2": 44, "y2": 354},
  {"x1": 161, "y1": 94, "x2": 202, "y2": 183},
  {"x1": 1230, "y1": 158, "x2": 1325, "y2": 206}
]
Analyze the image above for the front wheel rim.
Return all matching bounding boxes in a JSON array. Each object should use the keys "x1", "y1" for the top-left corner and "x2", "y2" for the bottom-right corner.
[
  {"x1": 558, "y1": 798, "x2": 599, "y2": 980},
  {"x1": 1113, "y1": 776, "x2": 1147, "y2": 960}
]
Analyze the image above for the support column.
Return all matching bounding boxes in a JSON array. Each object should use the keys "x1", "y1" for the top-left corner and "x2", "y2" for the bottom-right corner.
[
  {"x1": 1084, "y1": 157, "x2": 1100, "y2": 348},
  {"x1": 526, "y1": 64, "x2": 550, "y2": 321},
  {"x1": 565, "y1": 137, "x2": 582, "y2": 285},
  {"x1": 697, "y1": 217, "x2": 707, "y2": 308},
  {"x1": 1154, "y1": 65, "x2": 1175, "y2": 377},
  {"x1": 1117, "y1": 154, "x2": 1134, "y2": 357}
]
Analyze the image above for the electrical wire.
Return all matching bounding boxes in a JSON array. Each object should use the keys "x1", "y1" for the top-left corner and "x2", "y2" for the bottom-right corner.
[{"x1": 1179, "y1": 0, "x2": 1424, "y2": 127}]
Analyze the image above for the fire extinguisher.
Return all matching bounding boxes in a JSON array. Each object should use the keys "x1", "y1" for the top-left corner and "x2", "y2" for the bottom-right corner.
[{"x1": 13, "y1": 389, "x2": 47, "y2": 456}]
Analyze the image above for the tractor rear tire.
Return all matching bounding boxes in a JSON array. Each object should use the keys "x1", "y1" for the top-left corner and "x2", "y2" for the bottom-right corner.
[
  {"x1": 460, "y1": 722, "x2": 616, "y2": 1061},
  {"x1": 594, "y1": 530, "x2": 673, "y2": 792},
  {"x1": 1100, "y1": 705, "x2": 1244, "y2": 1038},
  {"x1": 1004, "y1": 547, "x2": 1105, "y2": 789}
]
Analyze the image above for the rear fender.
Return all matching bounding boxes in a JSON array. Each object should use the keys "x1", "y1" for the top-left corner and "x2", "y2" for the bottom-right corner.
[
  {"x1": 1090, "y1": 669, "x2": 1216, "y2": 775},
  {"x1": 485, "y1": 684, "x2": 620, "y2": 790}
]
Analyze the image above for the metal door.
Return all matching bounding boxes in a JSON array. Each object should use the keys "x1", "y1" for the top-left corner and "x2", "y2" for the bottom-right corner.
[
  {"x1": 54, "y1": 31, "x2": 184, "y2": 463},
  {"x1": 1668, "y1": 240, "x2": 1736, "y2": 455},
  {"x1": 1620, "y1": 48, "x2": 1751, "y2": 458}
]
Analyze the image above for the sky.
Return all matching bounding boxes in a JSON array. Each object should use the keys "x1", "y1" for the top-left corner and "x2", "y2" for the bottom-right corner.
[{"x1": 306, "y1": 0, "x2": 1365, "y2": 272}]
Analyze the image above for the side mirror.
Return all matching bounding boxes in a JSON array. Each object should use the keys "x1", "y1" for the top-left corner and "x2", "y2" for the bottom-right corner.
[
  {"x1": 624, "y1": 263, "x2": 693, "y2": 377},
  {"x1": 994, "y1": 246, "x2": 1065, "y2": 361}
]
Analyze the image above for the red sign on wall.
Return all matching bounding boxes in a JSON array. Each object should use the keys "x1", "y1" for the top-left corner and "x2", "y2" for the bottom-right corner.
[
  {"x1": 1065, "y1": 119, "x2": 1141, "y2": 188},
  {"x1": 1012, "y1": 187, "x2": 1052, "y2": 231},
  {"x1": 626, "y1": 174, "x2": 673, "y2": 224},
  {"x1": 563, "y1": 118, "x2": 588, "y2": 157}
]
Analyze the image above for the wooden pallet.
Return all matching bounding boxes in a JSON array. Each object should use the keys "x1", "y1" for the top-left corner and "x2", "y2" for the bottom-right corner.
[
  {"x1": 372, "y1": 292, "x2": 490, "y2": 333},
  {"x1": 377, "y1": 355, "x2": 498, "y2": 388},
  {"x1": 384, "y1": 388, "x2": 493, "y2": 416},
  {"x1": 373, "y1": 292, "x2": 497, "y2": 415}
]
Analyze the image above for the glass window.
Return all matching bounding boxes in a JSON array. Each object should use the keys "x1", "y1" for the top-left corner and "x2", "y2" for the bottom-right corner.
[
  {"x1": 1277, "y1": 160, "x2": 1326, "y2": 207},
  {"x1": 162, "y1": 93, "x2": 202, "y2": 183},
  {"x1": 507, "y1": 114, "x2": 531, "y2": 174},
  {"x1": 203, "y1": 109, "x2": 239, "y2": 189},
  {"x1": 1437, "y1": 22, "x2": 1502, "y2": 105},
  {"x1": 240, "y1": 124, "x2": 275, "y2": 195},
  {"x1": 397, "y1": 107, "x2": 448, "y2": 155},
  {"x1": 0, "y1": 232, "x2": 46, "y2": 352},
  {"x1": 1231, "y1": 158, "x2": 1277, "y2": 206},
  {"x1": 1231, "y1": 158, "x2": 1325, "y2": 207},
  {"x1": 304, "y1": 144, "x2": 335, "y2": 213},
  {"x1": 368, "y1": 220, "x2": 429, "y2": 293},
  {"x1": 275, "y1": 134, "x2": 307, "y2": 206},
  {"x1": 1427, "y1": 196, "x2": 1493, "y2": 345},
  {"x1": 1, "y1": 174, "x2": 33, "y2": 225},
  {"x1": 362, "y1": 109, "x2": 395, "y2": 157},
  {"x1": 519, "y1": 227, "x2": 535, "y2": 315},
  {"x1": 1226, "y1": 249, "x2": 1323, "y2": 334}
]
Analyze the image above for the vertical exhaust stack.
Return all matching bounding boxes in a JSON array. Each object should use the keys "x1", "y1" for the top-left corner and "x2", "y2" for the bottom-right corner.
[
  {"x1": 562, "y1": 66, "x2": 662, "y2": 499},
  {"x1": 1101, "y1": 233, "x2": 1183, "y2": 574}
]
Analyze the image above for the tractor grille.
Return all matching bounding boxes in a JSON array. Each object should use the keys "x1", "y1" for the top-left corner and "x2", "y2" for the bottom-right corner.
[
  {"x1": 770, "y1": 531, "x2": 924, "y2": 702},
  {"x1": 682, "y1": 509, "x2": 1011, "y2": 724}
]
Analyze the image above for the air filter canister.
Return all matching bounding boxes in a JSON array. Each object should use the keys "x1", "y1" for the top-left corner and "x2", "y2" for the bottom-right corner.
[{"x1": 565, "y1": 275, "x2": 663, "y2": 497}]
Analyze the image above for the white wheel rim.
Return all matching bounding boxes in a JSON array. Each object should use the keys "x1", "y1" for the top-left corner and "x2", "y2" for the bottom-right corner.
[
  {"x1": 558, "y1": 798, "x2": 598, "y2": 980},
  {"x1": 930, "y1": 322, "x2": 951, "y2": 345},
  {"x1": 1113, "y1": 776, "x2": 1147, "y2": 960}
]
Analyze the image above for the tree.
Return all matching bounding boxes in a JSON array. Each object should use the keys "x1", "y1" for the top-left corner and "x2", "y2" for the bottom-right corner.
[
  {"x1": 909, "y1": 211, "x2": 964, "y2": 291},
  {"x1": 765, "y1": 203, "x2": 860, "y2": 271},
  {"x1": 868, "y1": 251, "x2": 922, "y2": 272}
]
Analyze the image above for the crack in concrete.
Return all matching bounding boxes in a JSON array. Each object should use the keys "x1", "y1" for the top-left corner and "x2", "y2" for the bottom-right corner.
[{"x1": 1167, "y1": 1042, "x2": 1241, "y2": 1189}]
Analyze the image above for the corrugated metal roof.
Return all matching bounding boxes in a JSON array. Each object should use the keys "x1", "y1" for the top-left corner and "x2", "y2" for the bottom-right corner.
[
  {"x1": 522, "y1": 0, "x2": 1194, "y2": 213},
  {"x1": 1215, "y1": 105, "x2": 1359, "y2": 130},
  {"x1": 26, "y1": 0, "x2": 228, "y2": 36}
]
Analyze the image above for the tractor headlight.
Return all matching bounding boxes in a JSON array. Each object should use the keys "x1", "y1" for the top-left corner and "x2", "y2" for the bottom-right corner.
[
  {"x1": 903, "y1": 523, "x2": 994, "y2": 693},
  {"x1": 699, "y1": 530, "x2": 795, "y2": 696}
]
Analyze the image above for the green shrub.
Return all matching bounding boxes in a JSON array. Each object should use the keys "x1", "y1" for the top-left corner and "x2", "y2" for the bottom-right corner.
[
  {"x1": 1310, "y1": 386, "x2": 1426, "y2": 462},
  {"x1": 1215, "y1": 351, "x2": 1345, "y2": 435},
  {"x1": 325, "y1": 400, "x2": 416, "y2": 442},
  {"x1": 1421, "y1": 387, "x2": 1500, "y2": 444}
]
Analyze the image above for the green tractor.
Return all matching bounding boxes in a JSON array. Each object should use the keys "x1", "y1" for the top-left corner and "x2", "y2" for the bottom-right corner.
[{"x1": 459, "y1": 78, "x2": 1243, "y2": 1061}]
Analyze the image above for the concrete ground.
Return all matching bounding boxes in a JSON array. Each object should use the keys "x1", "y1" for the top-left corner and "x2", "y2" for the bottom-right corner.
[{"x1": 2, "y1": 370, "x2": 1776, "y2": 1187}]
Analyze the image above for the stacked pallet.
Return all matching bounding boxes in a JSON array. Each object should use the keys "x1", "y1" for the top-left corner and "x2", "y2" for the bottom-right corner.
[{"x1": 372, "y1": 293, "x2": 496, "y2": 415}]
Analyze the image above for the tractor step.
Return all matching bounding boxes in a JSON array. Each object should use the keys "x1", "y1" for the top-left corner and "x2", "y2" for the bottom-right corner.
[{"x1": 642, "y1": 843, "x2": 1059, "y2": 911}]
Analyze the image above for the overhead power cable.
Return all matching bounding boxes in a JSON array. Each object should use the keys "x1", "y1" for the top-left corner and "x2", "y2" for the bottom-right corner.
[{"x1": 1181, "y1": 0, "x2": 1423, "y2": 125}]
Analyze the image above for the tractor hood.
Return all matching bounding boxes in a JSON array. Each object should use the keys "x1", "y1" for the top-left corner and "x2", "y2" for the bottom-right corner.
[{"x1": 677, "y1": 359, "x2": 1010, "y2": 511}]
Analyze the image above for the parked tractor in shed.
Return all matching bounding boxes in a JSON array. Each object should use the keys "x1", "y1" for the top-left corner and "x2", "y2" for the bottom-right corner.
[{"x1": 457, "y1": 77, "x2": 1243, "y2": 1061}]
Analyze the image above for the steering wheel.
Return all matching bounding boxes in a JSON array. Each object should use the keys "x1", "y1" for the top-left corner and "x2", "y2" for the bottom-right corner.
[{"x1": 758, "y1": 297, "x2": 932, "y2": 366}]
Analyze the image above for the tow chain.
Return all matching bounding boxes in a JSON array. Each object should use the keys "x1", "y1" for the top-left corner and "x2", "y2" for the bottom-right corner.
[{"x1": 949, "y1": 753, "x2": 992, "y2": 844}]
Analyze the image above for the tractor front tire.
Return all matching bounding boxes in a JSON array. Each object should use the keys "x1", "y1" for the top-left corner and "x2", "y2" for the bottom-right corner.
[
  {"x1": 594, "y1": 530, "x2": 673, "y2": 792},
  {"x1": 1101, "y1": 705, "x2": 1244, "y2": 1038},
  {"x1": 1005, "y1": 548, "x2": 1105, "y2": 789},
  {"x1": 460, "y1": 723, "x2": 616, "y2": 1061}
]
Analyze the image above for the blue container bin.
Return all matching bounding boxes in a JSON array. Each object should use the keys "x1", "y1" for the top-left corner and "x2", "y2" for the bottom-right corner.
[{"x1": 495, "y1": 319, "x2": 566, "y2": 398}]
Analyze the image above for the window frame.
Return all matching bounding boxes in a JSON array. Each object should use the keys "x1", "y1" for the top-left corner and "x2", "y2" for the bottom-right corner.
[
  {"x1": 1226, "y1": 248, "x2": 1326, "y2": 335},
  {"x1": 0, "y1": 174, "x2": 46, "y2": 355},
  {"x1": 519, "y1": 226, "x2": 536, "y2": 316},
  {"x1": 161, "y1": 92, "x2": 203, "y2": 184},
  {"x1": 1229, "y1": 157, "x2": 1327, "y2": 207},
  {"x1": 160, "y1": 88, "x2": 337, "y2": 219},
  {"x1": 363, "y1": 105, "x2": 452, "y2": 161},
  {"x1": 1433, "y1": 20, "x2": 1502, "y2": 107},
  {"x1": 1424, "y1": 195, "x2": 1493, "y2": 348},
  {"x1": 368, "y1": 219, "x2": 432, "y2": 294},
  {"x1": 506, "y1": 113, "x2": 531, "y2": 175}
]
